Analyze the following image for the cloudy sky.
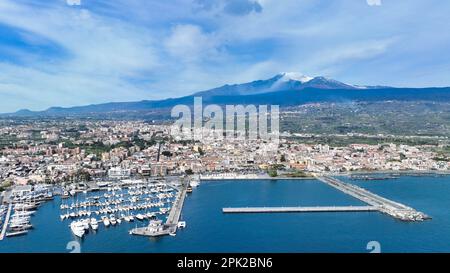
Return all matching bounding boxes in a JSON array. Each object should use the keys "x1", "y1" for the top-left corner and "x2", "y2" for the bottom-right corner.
[{"x1": 0, "y1": 0, "x2": 450, "y2": 112}]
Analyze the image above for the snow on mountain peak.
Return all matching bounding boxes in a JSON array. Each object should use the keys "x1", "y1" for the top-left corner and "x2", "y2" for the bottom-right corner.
[{"x1": 279, "y1": 72, "x2": 313, "y2": 83}]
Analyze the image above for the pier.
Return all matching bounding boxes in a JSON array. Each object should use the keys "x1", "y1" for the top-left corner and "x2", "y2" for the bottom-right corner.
[
  {"x1": 316, "y1": 176, "x2": 430, "y2": 221},
  {"x1": 130, "y1": 181, "x2": 188, "y2": 237},
  {"x1": 223, "y1": 206, "x2": 378, "y2": 213},
  {"x1": 0, "y1": 204, "x2": 12, "y2": 241}
]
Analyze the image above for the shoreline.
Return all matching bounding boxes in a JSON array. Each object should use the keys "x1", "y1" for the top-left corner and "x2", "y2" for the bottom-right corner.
[{"x1": 199, "y1": 170, "x2": 450, "y2": 182}]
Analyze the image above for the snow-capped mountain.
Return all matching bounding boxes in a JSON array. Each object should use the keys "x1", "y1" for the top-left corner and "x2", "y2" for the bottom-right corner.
[
  {"x1": 194, "y1": 73, "x2": 363, "y2": 98},
  {"x1": 6, "y1": 72, "x2": 450, "y2": 118}
]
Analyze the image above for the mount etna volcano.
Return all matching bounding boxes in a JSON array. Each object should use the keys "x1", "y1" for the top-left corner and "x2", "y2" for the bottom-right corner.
[{"x1": 4, "y1": 73, "x2": 450, "y2": 118}]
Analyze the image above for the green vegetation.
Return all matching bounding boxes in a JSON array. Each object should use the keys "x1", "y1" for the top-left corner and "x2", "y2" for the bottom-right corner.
[
  {"x1": 282, "y1": 101, "x2": 450, "y2": 141},
  {"x1": 268, "y1": 169, "x2": 278, "y2": 177},
  {"x1": 285, "y1": 170, "x2": 311, "y2": 178}
]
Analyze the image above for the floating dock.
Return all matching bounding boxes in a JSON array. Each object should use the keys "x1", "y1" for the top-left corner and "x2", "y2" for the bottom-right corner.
[
  {"x1": 316, "y1": 176, "x2": 430, "y2": 221},
  {"x1": 223, "y1": 206, "x2": 379, "y2": 213},
  {"x1": 0, "y1": 204, "x2": 12, "y2": 241}
]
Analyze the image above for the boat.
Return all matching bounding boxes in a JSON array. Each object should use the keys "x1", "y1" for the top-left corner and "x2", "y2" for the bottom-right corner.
[
  {"x1": 110, "y1": 215, "x2": 117, "y2": 225},
  {"x1": 190, "y1": 178, "x2": 200, "y2": 187},
  {"x1": 186, "y1": 186, "x2": 193, "y2": 193},
  {"x1": 70, "y1": 221, "x2": 85, "y2": 238},
  {"x1": 82, "y1": 219, "x2": 90, "y2": 230},
  {"x1": 177, "y1": 221, "x2": 186, "y2": 229},
  {"x1": 10, "y1": 223, "x2": 33, "y2": 231},
  {"x1": 102, "y1": 216, "x2": 110, "y2": 227},
  {"x1": 136, "y1": 214, "x2": 144, "y2": 221},
  {"x1": 14, "y1": 203, "x2": 37, "y2": 211},
  {"x1": 90, "y1": 218, "x2": 99, "y2": 230},
  {"x1": 62, "y1": 191, "x2": 70, "y2": 199},
  {"x1": 6, "y1": 230, "x2": 28, "y2": 237}
]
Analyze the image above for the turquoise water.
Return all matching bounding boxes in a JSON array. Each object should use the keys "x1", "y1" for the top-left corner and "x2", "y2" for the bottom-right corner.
[{"x1": 1, "y1": 176, "x2": 450, "y2": 253}]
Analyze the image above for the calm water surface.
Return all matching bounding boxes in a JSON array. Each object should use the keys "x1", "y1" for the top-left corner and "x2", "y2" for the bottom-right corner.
[{"x1": 1, "y1": 176, "x2": 449, "y2": 253}]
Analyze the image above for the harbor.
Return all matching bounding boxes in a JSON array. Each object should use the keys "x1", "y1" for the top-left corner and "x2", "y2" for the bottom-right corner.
[
  {"x1": 129, "y1": 180, "x2": 188, "y2": 237},
  {"x1": 0, "y1": 176, "x2": 449, "y2": 252},
  {"x1": 0, "y1": 177, "x2": 194, "y2": 242},
  {"x1": 221, "y1": 176, "x2": 430, "y2": 222},
  {"x1": 316, "y1": 176, "x2": 430, "y2": 221}
]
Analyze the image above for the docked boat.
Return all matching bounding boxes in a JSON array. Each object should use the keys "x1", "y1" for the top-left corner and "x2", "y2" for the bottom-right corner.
[
  {"x1": 177, "y1": 221, "x2": 186, "y2": 229},
  {"x1": 10, "y1": 223, "x2": 33, "y2": 231},
  {"x1": 70, "y1": 221, "x2": 85, "y2": 238},
  {"x1": 82, "y1": 219, "x2": 90, "y2": 230},
  {"x1": 110, "y1": 214, "x2": 117, "y2": 225},
  {"x1": 90, "y1": 218, "x2": 99, "y2": 230},
  {"x1": 136, "y1": 214, "x2": 144, "y2": 221},
  {"x1": 14, "y1": 203, "x2": 37, "y2": 211},
  {"x1": 6, "y1": 230, "x2": 28, "y2": 237},
  {"x1": 62, "y1": 191, "x2": 70, "y2": 199},
  {"x1": 102, "y1": 216, "x2": 110, "y2": 227}
]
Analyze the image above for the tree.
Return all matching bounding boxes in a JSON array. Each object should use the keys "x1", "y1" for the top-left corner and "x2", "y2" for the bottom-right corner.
[{"x1": 268, "y1": 169, "x2": 278, "y2": 177}]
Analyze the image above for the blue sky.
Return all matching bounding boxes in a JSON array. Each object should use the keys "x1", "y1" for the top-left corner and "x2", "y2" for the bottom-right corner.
[{"x1": 0, "y1": 0, "x2": 450, "y2": 112}]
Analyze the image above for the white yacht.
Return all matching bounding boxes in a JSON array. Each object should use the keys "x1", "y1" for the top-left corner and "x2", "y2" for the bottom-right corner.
[
  {"x1": 136, "y1": 214, "x2": 144, "y2": 221},
  {"x1": 90, "y1": 218, "x2": 99, "y2": 230},
  {"x1": 110, "y1": 214, "x2": 117, "y2": 225},
  {"x1": 102, "y1": 216, "x2": 110, "y2": 227},
  {"x1": 70, "y1": 221, "x2": 85, "y2": 238},
  {"x1": 82, "y1": 219, "x2": 90, "y2": 230}
]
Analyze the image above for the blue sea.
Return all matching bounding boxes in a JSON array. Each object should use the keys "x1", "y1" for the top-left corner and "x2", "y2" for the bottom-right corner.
[{"x1": 1, "y1": 175, "x2": 450, "y2": 253}]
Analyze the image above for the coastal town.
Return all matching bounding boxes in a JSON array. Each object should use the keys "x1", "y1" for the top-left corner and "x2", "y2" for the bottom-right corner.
[
  {"x1": 0, "y1": 119, "x2": 449, "y2": 191},
  {"x1": 0, "y1": 118, "x2": 447, "y2": 239}
]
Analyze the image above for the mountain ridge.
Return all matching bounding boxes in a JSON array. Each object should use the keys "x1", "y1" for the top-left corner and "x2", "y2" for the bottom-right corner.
[{"x1": 3, "y1": 73, "x2": 450, "y2": 118}]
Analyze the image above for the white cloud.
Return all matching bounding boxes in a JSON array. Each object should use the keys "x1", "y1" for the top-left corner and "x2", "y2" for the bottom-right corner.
[
  {"x1": 67, "y1": 0, "x2": 81, "y2": 6},
  {"x1": 367, "y1": 0, "x2": 382, "y2": 6},
  {"x1": 0, "y1": 0, "x2": 161, "y2": 112},
  {"x1": 165, "y1": 24, "x2": 219, "y2": 63}
]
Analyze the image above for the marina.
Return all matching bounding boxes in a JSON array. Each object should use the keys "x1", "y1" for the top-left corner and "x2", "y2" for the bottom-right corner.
[
  {"x1": 0, "y1": 177, "x2": 189, "y2": 241},
  {"x1": 129, "y1": 181, "x2": 188, "y2": 237}
]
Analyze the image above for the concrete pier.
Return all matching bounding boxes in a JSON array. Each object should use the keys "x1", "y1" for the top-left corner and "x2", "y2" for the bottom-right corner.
[
  {"x1": 223, "y1": 206, "x2": 379, "y2": 213},
  {"x1": 0, "y1": 204, "x2": 12, "y2": 241},
  {"x1": 316, "y1": 176, "x2": 430, "y2": 221}
]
